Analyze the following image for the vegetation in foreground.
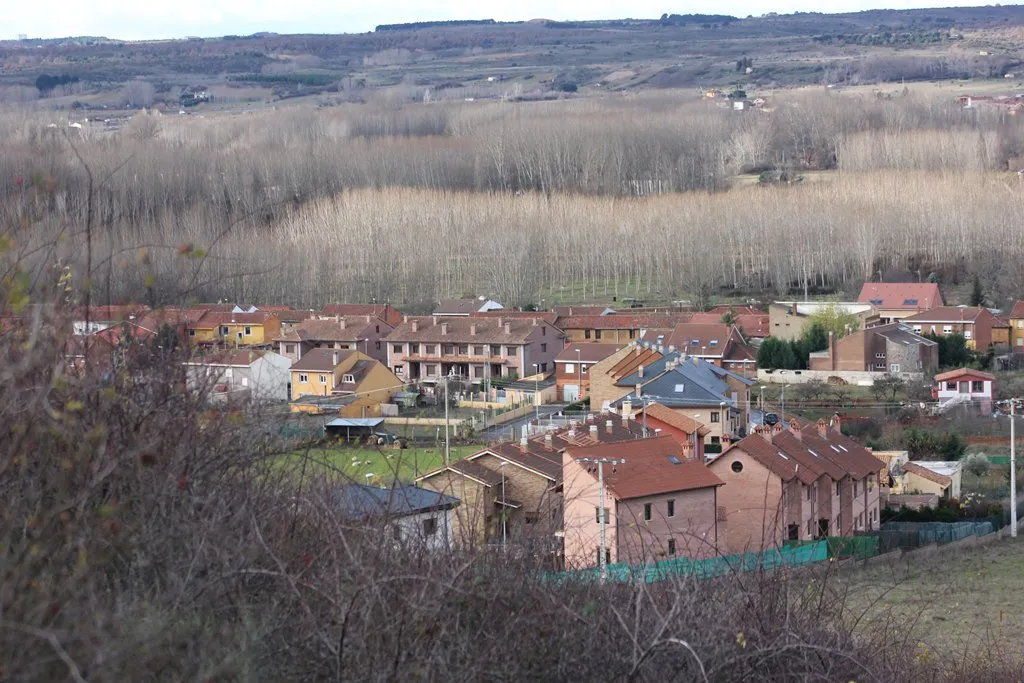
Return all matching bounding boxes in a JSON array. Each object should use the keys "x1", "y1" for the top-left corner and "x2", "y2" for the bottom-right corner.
[{"x1": 276, "y1": 444, "x2": 482, "y2": 482}]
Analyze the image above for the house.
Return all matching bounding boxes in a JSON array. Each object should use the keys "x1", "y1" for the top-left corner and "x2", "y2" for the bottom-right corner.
[
  {"x1": 900, "y1": 461, "x2": 963, "y2": 500},
  {"x1": 768, "y1": 302, "x2": 878, "y2": 342},
  {"x1": 610, "y1": 352, "x2": 755, "y2": 451},
  {"x1": 182, "y1": 349, "x2": 292, "y2": 402},
  {"x1": 551, "y1": 305, "x2": 617, "y2": 318},
  {"x1": 808, "y1": 323, "x2": 938, "y2": 375},
  {"x1": 554, "y1": 343, "x2": 621, "y2": 402},
  {"x1": 993, "y1": 316, "x2": 1011, "y2": 350},
  {"x1": 687, "y1": 310, "x2": 770, "y2": 340},
  {"x1": 72, "y1": 304, "x2": 149, "y2": 335},
  {"x1": 334, "y1": 484, "x2": 460, "y2": 551},
  {"x1": 901, "y1": 306, "x2": 999, "y2": 351},
  {"x1": 186, "y1": 310, "x2": 282, "y2": 347},
  {"x1": 384, "y1": 315, "x2": 563, "y2": 384},
  {"x1": 289, "y1": 348, "x2": 403, "y2": 416},
  {"x1": 553, "y1": 313, "x2": 692, "y2": 346},
  {"x1": 628, "y1": 401, "x2": 710, "y2": 460},
  {"x1": 641, "y1": 323, "x2": 757, "y2": 376},
  {"x1": 1009, "y1": 300, "x2": 1024, "y2": 349},
  {"x1": 857, "y1": 282, "x2": 944, "y2": 323},
  {"x1": 274, "y1": 316, "x2": 393, "y2": 365},
  {"x1": 932, "y1": 368, "x2": 995, "y2": 415},
  {"x1": 416, "y1": 413, "x2": 648, "y2": 553},
  {"x1": 318, "y1": 303, "x2": 403, "y2": 327},
  {"x1": 708, "y1": 418, "x2": 885, "y2": 553},
  {"x1": 276, "y1": 308, "x2": 314, "y2": 335},
  {"x1": 434, "y1": 297, "x2": 504, "y2": 316},
  {"x1": 562, "y1": 436, "x2": 724, "y2": 568}
]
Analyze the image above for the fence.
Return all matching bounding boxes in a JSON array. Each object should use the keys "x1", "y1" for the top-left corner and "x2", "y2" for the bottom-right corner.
[
  {"x1": 548, "y1": 542, "x2": 828, "y2": 584},
  {"x1": 878, "y1": 521, "x2": 994, "y2": 552},
  {"x1": 786, "y1": 535, "x2": 879, "y2": 560}
]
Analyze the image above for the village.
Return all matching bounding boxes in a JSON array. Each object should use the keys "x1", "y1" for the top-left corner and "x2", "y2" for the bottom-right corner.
[{"x1": 52, "y1": 279, "x2": 1024, "y2": 575}]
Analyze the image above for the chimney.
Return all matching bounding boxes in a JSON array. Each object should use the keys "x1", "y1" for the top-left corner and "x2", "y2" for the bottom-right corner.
[
  {"x1": 681, "y1": 440, "x2": 694, "y2": 461},
  {"x1": 432, "y1": 316, "x2": 438, "y2": 326},
  {"x1": 532, "y1": 317, "x2": 538, "y2": 326},
  {"x1": 470, "y1": 323, "x2": 477, "y2": 336},
  {"x1": 622, "y1": 400, "x2": 632, "y2": 418},
  {"x1": 817, "y1": 418, "x2": 828, "y2": 439},
  {"x1": 636, "y1": 383, "x2": 642, "y2": 398},
  {"x1": 339, "y1": 317, "x2": 346, "y2": 330},
  {"x1": 441, "y1": 322, "x2": 449, "y2": 335},
  {"x1": 403, "y1": 315, "x2": 408, "y2": 324},
  {"x1": 721, "y1": 433, "x2": 732, "y2": 451},
  {"x1": 589, "y1": 424, "x2": 598, "y2": 437},
  {"x1": 772, "y1": 423, "x2": 783, "y2": 438},
  {"x1": 605, "y1": 419, "x2": 613, "y2": 434},
  {"x1": 544, "y1": 432, "x2": 553, "y2": 448},
  {"x1": 503, "y1": 322, "x2": 511, "y2": 335},
  {"x1": 332, "y1": 351, "x2": 338, "y2": 366},
  {"x1": 638, "y1": 364, "x2": 644, "y2": 378},
  {"x1": 830, "y1": 413, "x2": 842, "y2": 434},
  {"x1": 790, "y1": 419, "x2": 802, "y2": 440},
  {"x1": 411, "y1": 319, "x2": 419, "y2": 333}
]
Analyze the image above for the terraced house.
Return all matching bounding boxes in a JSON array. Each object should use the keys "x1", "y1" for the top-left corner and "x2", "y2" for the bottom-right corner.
[
  {"x1": 384, "y1": 315, "x2": 563, "y2": 384},
  {"x1": 274, "y1": 315, "x2": 393, "y2": 365}
]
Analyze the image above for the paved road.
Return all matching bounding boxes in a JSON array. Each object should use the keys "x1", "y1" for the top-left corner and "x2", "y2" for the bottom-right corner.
[{"x1": 477, "y1": 405, "x2": 565, "y2": 442}]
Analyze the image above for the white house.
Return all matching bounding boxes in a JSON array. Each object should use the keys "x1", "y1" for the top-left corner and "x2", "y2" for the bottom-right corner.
[
  {"x1": 182, "y1": 349, "x2": 292, "y2": 402},
  {"x1": 932, "y1": 368, "x2": 995, "y2": 415},
  {"x1": 336, "y1": 484, "x2": 459, "y2": 551}
]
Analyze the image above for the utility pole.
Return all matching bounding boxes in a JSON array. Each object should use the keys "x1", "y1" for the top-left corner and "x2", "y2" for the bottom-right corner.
[
  {"x1": 575, "y1": 456, "x2": 626, "y2": 583},
  {"x1": 532, "y1": 363, "x2": 540, "y2": 424},
  {"x1": 443, "y1": 370, "x2": 453, "y2": 465},
  {"x1": 780, "y1": 384, "x2": 786, "y2": 424},
  {"x1": 641, "y1": 395, "x2": 652, "y2": 437},
  {"x1": 1012, "y1": 400, "x2": 1018, "y2": 537}
]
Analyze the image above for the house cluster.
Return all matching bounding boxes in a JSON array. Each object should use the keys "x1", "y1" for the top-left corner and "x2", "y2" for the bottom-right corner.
[{"x1": 413, "y1": 400, "x2": 886, "y2": 569}]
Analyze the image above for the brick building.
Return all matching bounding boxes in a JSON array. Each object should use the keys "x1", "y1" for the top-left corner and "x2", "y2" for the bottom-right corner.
[
  {"x1": 857, "y1": 282, "x2": 944, "y2": 323},
  {"x1": 901, "y1": 306, "x2": 1000, "y2": 351},
  {"x1": 554, "y1": 343, "x2": 621, "y2": 402},
  {"x1": 808, "y1": 323, "x2": 938, "y2": 375}
]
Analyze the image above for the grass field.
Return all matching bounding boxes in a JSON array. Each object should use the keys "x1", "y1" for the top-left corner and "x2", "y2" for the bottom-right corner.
[
  {"x1": 276, "y1": 444, "x2": 484, "y2": 484},
  {"x1": 840, "y1": 537, "x2": 1024, "y2": 655}
]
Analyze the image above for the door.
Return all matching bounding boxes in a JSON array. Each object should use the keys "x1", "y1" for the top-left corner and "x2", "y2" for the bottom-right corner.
[{"x1": 563, "y1": 384, "x2": 580, "y2": 402}]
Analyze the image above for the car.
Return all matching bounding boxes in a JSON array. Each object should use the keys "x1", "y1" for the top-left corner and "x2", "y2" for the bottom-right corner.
[{"x1": 763, "y1": 413, "x2": 780, "y2": 426}]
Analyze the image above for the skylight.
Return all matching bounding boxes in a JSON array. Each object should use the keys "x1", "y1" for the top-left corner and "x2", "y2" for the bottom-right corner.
[
  {"x1": 674, "y1": 384, "x2": 685, "y2": 392},
  {"x1": 830, "y1": 445, "x2": 840, "y2": 452},
  {"x1": 691, "y1": 339, "x2": 700, "y2": 345},
  {"x1": 903, "y1": 298, "x2": 918, "y2": 305},
  {"x1": 869, "y1": 298, "x2": 883, "y2": 305},
  {"x1": 709, "y1": 340, "x2": 719, "y2": 346},
  {"x1": 808, "y1": 449, "x2": 819, "y2": 457},
  {"x1": 837, "y1": 445, "x2": 848, "y2": 452},
  {"x1": 777, "y1": 452, "x2": 790, "y2": 460},
  {"x1": 667, "y1": 455, "x2": 682, "y2": 465}
]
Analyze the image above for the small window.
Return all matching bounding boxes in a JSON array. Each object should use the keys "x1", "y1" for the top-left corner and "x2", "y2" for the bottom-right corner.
[
  {"x1": 584, "y1": 329, "x2": 592, "y2": 339},
  {"x1": 972, "y1": 380, "x2": 984, "y2": 392},
  {"x1": 912, "y1": 325, "x2": 922, "y2": 333},
  {"x1": 674, "y1": 384, "x2": 685, "y2": 392},
  {"x1": 667, "y1": 500, "x2": 675, "y2": 518},
  {"x1": 946, "y1": 381, "x2": 956, "y2": 391},
  {"x1": 581, "y1": 364, "x2": 588, "y2": 375},
  {"x1": 285, "y1": 343, "x2": 295, "y2": 354},
  {"x1": 299, "y1": 373, "x2": 308, "y2": 383},
  {"x1": 506, "y1": 346, "x2": 517, "y2": 356},
  {"x1": 422, "y1": 518, "x2": 437, "y2": 536},
  {"x1": 643, "y1": 503, "x2": 652, "y2": 522},
  {"x1": 393, "y1": 344, "x2": 403, "y2": 353},
  {"x1": 710, "y1": 411, "x2": 720, "y2": 423},
  {"x1": 220, "y1": 326, "x2": 229, "y2": 336},
  {"x1": 890, "y1": 363, "x2": 901, "y2": 373},
  {"x1": 667, "y1": 538, "x2": 676, "y2": 556},
  {"x1": 836, "y1": 481, "x2": 841, "y2": 496},
  {"x1": 425, "y1": 344, "x2": 436, "y2": 355},
  {"x1": 875, "y1": 352, "x2": 885, "y2": 359},
  {"x1": 854, "y1": 482, "x2": 859, "y2": 496},
  {"x1": 595, "y1": 329, "x2": 602, "y2": 339},
  {"x1": 474, "y1": 345, "x2": 484, "y2": 356},
  {"x1": 319, "y1": 374, "x2": 327, "y2": 385},
  {"x1": 541, "y1": 343, "x2": 547, "y2": 352},
  {"x1": 342, "y1": 374, "x2": 355, "y2": 383},
  {"x1": 394, "y1": 365, "x2": 404, "y2": 376},
  {"x1": 189, "y1": 329, "x2": 196, "y2": 337},
  {"x1": 731, "y1": 461, "x2": 744, "y2": 473},
  {"x1": 376, "y1": 341, "x2": 381, "y2": 350},
  {"x1": 964, "y1": 330, "x2": 973, "y2": 340},
  {"x1": 806, "y1": 485, "x2": 811, "y2": 500},
  {"x1": 942, "y1": 325, "x2": 953, "y2": 334},
  {"x1": 565, "y1": 362, "x2": 576, "y2": 374},
  {"x1": 542, "y1": 327, "x2": 546, "y2": 336},
  {"x1": 1018, "y1": 321, "x2": 1023, "y2": 329},
  {"x1": 710, "y1": 436, "x2": 721, "y2": 444},
  {"x1": 244, "y1": 326, "x2": 252, "y2": 336}
]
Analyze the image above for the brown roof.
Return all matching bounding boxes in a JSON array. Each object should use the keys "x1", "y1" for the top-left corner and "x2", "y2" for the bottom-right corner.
[
  {"x1": 471, "y1": 310, "x2": 559, "y2": 325},
  {"x1": 640, "y1": 402, "x2": 711, "y2": 438},
  {"x1": 435, "y1": 299, "x2": 493, "y2": 315},
  {"x1": 902, "y1": 461, "x2": 953, "y2": 488},
  {"x1": 1011, "y1": 301, "x2": 1024, "y2": 319},
  {"x1": 934, "y1": 367, "x2": 995, "y2": 382},
  {"x1": 729, "y1": 431, "x2": 818, "y2": 485},
  {"x1": 73, "y1": 304, "x2": 149, "y2": 321},
  {"x1": 857, "y1": 283, "x2": 944, "y2": 311},
  {"x1": 551, "y1": 305, "x2": 616, "y2": 317},
  {"x1": 277, "y1": 309, "x2": 314, "y2": 323},
  {"x1": 566, "y1": 436, "x2": 724, "y2": 500},
  {"x1": 386, "y1": 316, "x2": 558, "y2": 344},
  {"x1": 184, "y1": 349, "x2": 264, "y2": 367},
  {"x1": 608, "y1": 346, "x2": 663, "y2": 381},
  {"x1": 901, "y1": 306, "x2": 988, "y2": 324},
  {"x1": 194, "y1": 310, "x2": 276, "y2": 328},
  {"x1": 319, "y1": 304, "x2": 402, "y2": 326},
  {"x1": 291, "y1": 348, "x2": 354, "y2": 372},
  {"x1": 275, "y1": 317, "x2": 386, "y2": 343},
  {"x1": 706, "y1": 305, "x2": 763, "y2": 316},
  {"x1": 798, "y1": 424, "x2": 886, "y2": 479},
  {"x1": 554, "y1": 313, "x2": 691, "y2": 331},
  {"x1": 555, "y1": 343, "x2": 621, "y2": 363},
  {"x1": 643, "y1": 323, "x2": 736, "y2": 357},
  {"x1": 420, "y1": 458, "x2": 504, "y2": 487}
]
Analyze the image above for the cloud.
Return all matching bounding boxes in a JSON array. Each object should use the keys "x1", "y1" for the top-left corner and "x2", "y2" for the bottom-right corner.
[{"x1": 7, "y1": 0, "x2": 1014, "y2": 40}]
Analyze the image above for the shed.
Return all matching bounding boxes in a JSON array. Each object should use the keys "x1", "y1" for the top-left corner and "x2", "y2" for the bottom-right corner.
[{"x1": 325, "y1": 417, "x2": 385, "y2": 441}]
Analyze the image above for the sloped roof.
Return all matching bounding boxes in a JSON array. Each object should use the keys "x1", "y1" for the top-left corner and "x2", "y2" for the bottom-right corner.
[
  {"x1": 566, "y1": 436, "x2": 723, "y2": 500},
  {"x1": 275, "y1": 317, "x2": 383, "y2": 343},
  {"x1": 554, "y1": 313, "x2": 691, "y2": 331},
  {"x1": 872, "y1": 324, "x2": 937, "y2": 347},
  {"x1": 183, "y1": 349, "x2": 264, "y2": 367},
  {"x1": 555, "y1": 343, "x2": 621, "y2": 363},
  {"x1": 1011, "y1": 301, "x2": 1024, "y2": 319},
  {"x1": 551, "y1": 305, "x2": 616, "y2": 317},
  {"x1": 291, "y1": 348, "x2": 355, "y2": 372},
  {"x1": 901, "y1": 306, "x2": 988, "y2": 323},
  {"x1": 435, "y1": 299, "x2": 488, "y2": 315},
  {"x1": 386, "y1": 316, "x2": 557, "y2": 344},
  {"x1": 194, "y1": 310, "x2": 275, "y2": 328},
  {"x1": 857, "y1": 283, "x2": 944, "y2": 310},
  {"x1": 640, "y1": 402, "x2": 711, "y2": 437},
  {"x1": 335, "y1": 484, "x2": 459, "y2": 519},
  {"x1": 728, "y1": 432, "x2": 819, "y2": 485},
  {"x1": 934, "y1": 367, "x2": 995, "y2": 382},
  {"x1": 642, "y1": 323, "x2": 737, "y2": 357},
  {"x1": 902, "y1": 461, "x2": 953, "y2": 488},
  {"x1": 607, "y1": 346, "x2": 664, "y2": 382},
  {"x1": 319, "y1": 303, "x2": 400, "y2": 325}
]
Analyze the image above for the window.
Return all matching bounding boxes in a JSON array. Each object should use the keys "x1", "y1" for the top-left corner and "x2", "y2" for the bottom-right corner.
[
  {"x1": 376, "y1": 325, "x2": 380, "y2": 333},
  {"x1": 875, "y1": 352, "x2": 885, "y2": 359},
  {"x1": 425, "y1": 344, "x2": 436, "y2": 355},
  {"x1": 595, "y1": 507, "x2": 609, "y2": 524},
  {"x1": 394, "y1": 366, "x2": 403, "y2": 376},
  {"x1": 542, "y1": 327, "x2": 546, "y2": 336},
  {"x1": 667, "y1": 539, "x2": 676, "y2": 556},
  {"x1": 474, "y1": 345, "x2": 484, "y2": 356},
  {"x1": 299, "y1": 374, "x2": 308, "y2": 383},
  {"x1": 972, "y1": 380, "x2": 984, "y2": 392},
  {"x1": 853, "y1": 482, "x2": 859, "y2": 496},
  {"x1": 220, "y1": 326, "x2": 229, "y2": 336},
  {"x1": 1017, "y1": 338, "x2": 1023, "y2": 347},
  {"x1": 942, "y1": 325, "x2": 953, "y2": 334},
  {"x1": 241, "y1": 377, "x2": 248, "y2": 387},
  {"x1": 889, "y1": 364, "x2": 901, "y2": 373},
  {"x1": 422, "y1": 517, "x2": 437, "y2": 536},
  {"x1": 376, "y1": 341, "x2": 381, "y2": 350},
  {"x1": 393, "y1": 343, "x2": 403, "y2": 353},
  {"x1": 458, "y1": 345, "x2": 468, "y2": 355},
  {"x1": 506, "y1": 346, "x2": 517, "y2": 356},
  {"x1": 964, "y1": 330, "x2": 973, "y2": 340},
  {"x1": 580, "y1": 364, "x2": 589, "y2": 376},
  {"x1": 667, "y1": 500, "x2": 675, "y2": 518},
  {"x1": 244, "y1": 326, "x2": 252, "y2": 336},
  {"x1": 425, "y1": 364, "x2": 437, "y2": 377},
  {"x1": 629, "y1": 329, "x2": 636, "y2": 339},
  {"x1": 189, "y1": 329, "x2": 196, "y2": 337},
  {"x1": 541, "y1": 343, "x2": 547, "y2": 352},
  {"x1": 285, "y1": 343, "x2": 295, "y2": 354},
  {"x1": 584, "y1": 329, "x2": 592, "y2": 339},
  {"x1": 643, "y1": 503, "x2": 652, "y2": 522},
  {"x1": 710, "y1": 436, "x2": 721, "y2": 444},
  {"x1": 1019, "y1": 321, "x2": 1024, "y2": 329},
  {"x1": 806, "y1": 485, "x2": 811, "y2": 500},
  {"x1": 731, "y1": 461, "x2": 744, "y2": 473},
  {"x1": 565, "y1": 363, "x2": 576, "y2": 374},
  {"x1": 473, "y1": 365, "x2": 483, "y2": 378},
  {"x1": 912, "y1": 325, "x2": 922, "y2": 333},
  {"x1": 946, "y1": 381, "x2": 957, "y2": 391},
  {"x1": 319, "y1": 374, "x2": 328, "y2": 385},
  {"x1": 342, "y1": 374, "x2": 355, "y2": 383},
  {"x1": 710, "y1": 411, "x2": 720, "y2": 423},
  {"x1": 595, "y1": 329, "x2": 602, "y2": 340},
  {"x1": 490, "y1": 345, "x2": 500, "y2": 356}
]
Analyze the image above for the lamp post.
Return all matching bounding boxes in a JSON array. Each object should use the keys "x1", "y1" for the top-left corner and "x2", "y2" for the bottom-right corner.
[
  {"x1": 720, "y1": 400, "x2": 728, "y2": 440},
  {"x1": 576, "y1": 347, "x2": 582, "y2": 405},
  {"x1": 500, "y1": 461, "x2": 508, "y2": 550},
  {"x1": 532, "y1": 362, "x2": 540, "y2": 424},
  {"x1": 443, "y1": 369, "x2": 454, "y2": 465},
  {"x1": 575, "y1": 456, "x2": 626, "y2": 583}
]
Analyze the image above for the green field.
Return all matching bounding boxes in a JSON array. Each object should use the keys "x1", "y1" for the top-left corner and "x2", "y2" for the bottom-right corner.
[
  {"x1": 840, "y1": 537, "x2": 1024, "y2": 654},
  {"x1": 276, "y1": 444, "x2": 484, "y2": 484}
]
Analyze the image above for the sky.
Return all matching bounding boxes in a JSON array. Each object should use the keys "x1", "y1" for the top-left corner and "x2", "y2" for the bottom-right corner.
[{"x1": 7, "y1": 0, "x2": 1017, "y2": 41}]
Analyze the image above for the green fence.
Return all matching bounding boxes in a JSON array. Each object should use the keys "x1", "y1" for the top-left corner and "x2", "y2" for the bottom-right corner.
[
  {"x1": 786, "y1": 536, "x2": 879, "y2": 560},
  {"x1": 548, "y1": 541, "x2": 828, "y2": 584}
]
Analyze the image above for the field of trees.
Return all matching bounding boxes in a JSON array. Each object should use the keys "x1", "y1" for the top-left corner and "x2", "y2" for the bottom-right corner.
[{"x1": 4, "y1": 89, "x2": 1024, "y2": 310}]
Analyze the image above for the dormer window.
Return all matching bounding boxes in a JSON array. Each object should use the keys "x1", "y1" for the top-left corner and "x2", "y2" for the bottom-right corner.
[
  {"x1": 869, "y1": 298, "x2": 883, "y2": 305},
  {"x1": 342, "y1": 374, "x2": 355, "y2": 383},
  {"x1": 903, "y1": 298, "x2": 918, "y2": 306}
]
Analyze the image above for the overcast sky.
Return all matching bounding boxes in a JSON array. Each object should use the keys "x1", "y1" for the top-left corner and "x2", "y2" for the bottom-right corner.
[{"x1": 8, "y1": 1, "x2": 1017, "y2": 41}]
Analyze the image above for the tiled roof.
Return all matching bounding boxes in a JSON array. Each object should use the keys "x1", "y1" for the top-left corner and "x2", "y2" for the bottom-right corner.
[
  {"x1": 934, "y1": 367, "x2": 995, "y2": 382},
  {"x1": 551, "y1": 305, "x2": 616, "y2": 317},
  {"x1": 471, "y1": 310, "x2": 559, "y2": 325},
  {"x1": 73, "y1": 304, "x2": 149, "y2": 321},
  {"x1": 435, "y1": 299, "x2": 488, "y2": 315},
  {"x1": 291, "y1": 348, "x2": 355, "y2": 372},
  {"x1": 184, "y1": 349, "x2": 263, "y2": 367},
  {"x1": 275, "y1": 317, "x2": 383, "y2": 343},
  {"x1": 902, "y1": 461, "x2": 953, "y2": 488},
  {"x1": 640, "y1": 402, "x2": 711, "y2": 437},
  {"x1": 555, "y1": 343, "x2": 621, "y2": 363},
  {"x1": 277, "y1": 309, "x2": 314, "y2": 323},
  {"x1": 194, "y1": 310, "x2": 275, "y2": 328},
  {"x1": 608, "y1": 347, "x2": 664, "y2": 381},
  {"x1": 642, "y1": 323, "x2": 735, "y2": 357},
  {"x1": 319, "y1": 304, "x2": 401, "y2": 325},
  {"x1": 729, "y1": 431, "x2": 818, "y2": 485},
  {"x1": 335, "y1": 484, "x2": 459, "y2": 519},
  {"x1": 901, "y1": 307, "x2": 987, "y2": 323},
  {"x1": 554, "y1": 313, "x2": 692, "y2": 331},
  {"x1": 1011, "y1": 301, "x2": 1024, "y2": 319},
  {"x1": 857, "y1": 283, "x2": 944, "y2": 310},
  {"x1": 445, "y1": 458, "x2": 504, "y2": 486},
  {"x1": 386, "y1": 316, "x2": 556, "y2": 344},
  {"x1": 566, "y1": 436, "x2": 723, "y2": 500},
  {"x1": 871, "y1": 324, "x2": 937, "y2": 346}
]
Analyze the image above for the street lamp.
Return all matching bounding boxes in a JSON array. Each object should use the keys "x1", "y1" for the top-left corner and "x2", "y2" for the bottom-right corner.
[
  {"x1": 720, "y1": 400, "x2": 728, "y2": 438},
  {"x1": 532, "y1": 362, "x2": 540, "y2": 424},
  {"x1": 574, "y1": 456, "x2": 626, "y2": 583},
  {"x1": 575, "y1": 347, "x2": 582, "y2": 405}
]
